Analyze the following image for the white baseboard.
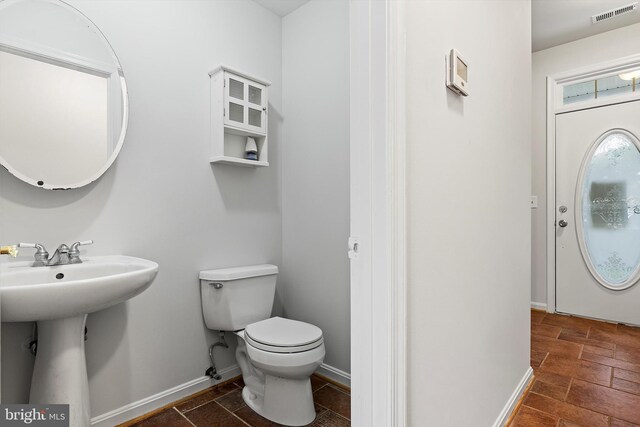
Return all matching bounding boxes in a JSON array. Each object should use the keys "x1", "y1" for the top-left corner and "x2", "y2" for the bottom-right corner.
[
  {"x1": 316, "y1": 363, "x2": 351, "y2": 388},
  {"x1": 492, "y1": 366, "x2": 533, "y2": 427},
  {"x1": 90, "y1": 365, "x2": 241, "y2": 427},
  {"x1": 531, "y1": 301, "x2": 547, "y2": 311}
]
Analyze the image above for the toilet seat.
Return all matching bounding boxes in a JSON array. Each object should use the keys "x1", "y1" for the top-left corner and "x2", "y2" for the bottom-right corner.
[{"x1": 245, "y1": 317, "x2": 323, "y2": 353}]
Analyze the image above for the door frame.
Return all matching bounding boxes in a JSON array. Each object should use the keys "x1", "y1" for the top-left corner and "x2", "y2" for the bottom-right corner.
[
  {"x1": 350, "y1": 0, "x2": 407, "y2": 425},
  {"x1": 545, "y1": 53, "x2": 640, "y2": 313}
]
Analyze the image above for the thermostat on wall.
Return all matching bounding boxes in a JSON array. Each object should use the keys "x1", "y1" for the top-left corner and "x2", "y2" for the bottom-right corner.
[{"x1": 446, "y1": 49, "x2": 469, "y2": 96}]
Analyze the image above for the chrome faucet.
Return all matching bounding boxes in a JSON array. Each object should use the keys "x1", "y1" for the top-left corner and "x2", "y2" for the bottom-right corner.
[
  {"x1": 19, "y1": 240, "x2": 93, "y2": 267},
  {"x1": 48, "y1": 244, "x2": 70, "y2": 266}
]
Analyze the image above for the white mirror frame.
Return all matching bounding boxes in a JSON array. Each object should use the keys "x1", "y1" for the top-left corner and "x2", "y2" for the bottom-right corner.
[{"x1": 0, "y1": 0, "x2": 128, "y2": 190}]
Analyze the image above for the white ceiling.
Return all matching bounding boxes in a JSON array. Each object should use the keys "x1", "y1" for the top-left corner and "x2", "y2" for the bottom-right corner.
[
  {"x1": 533, "y1": 0, "x2": 640, "y2": 51},
  {"x1": 252, "y1": 0, "x2": 311, "y2": 17}
]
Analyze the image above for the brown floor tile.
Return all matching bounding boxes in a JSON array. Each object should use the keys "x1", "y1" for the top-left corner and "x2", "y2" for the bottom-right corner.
[
  {"x1": 535, "y1": 371, "x2": 572, "y2": 388},
  {"x1": 311, "y1": 375, "x2": 329, "y2": 392},
  {"x1": 566, "y1": 379, "x2": 640, "y2": 424},
  {"x1": 617, "y1": 345, "x2": 640, "y2": 365},
  {"x1": 183, "y1": 401, "x2": 246, "y2": 426},
  {"x1": 581, "y1": 352, "x2": 640, "y2": 374},
  {"x1": 615, "y1": 368, "x2": 640, "y2": 384},
  {"x1": 611, "y1": 418, "x2": 640, "y2": 427},
  {"x1": 175, "y1": 382, "x2": 239, "y2": 413},
  {"x1": 530, "y1": 379, "x2": 569, "y2": 401},
  {"x1": 583, "y1": 344, "x2": 614, "y2": 358},
  {"x1": 531, "y1": 323, "x2": 562, "y2": 338},
  {"x1": 308, "y1": 411, "x2": 350, "y2": 427},
  {"x1": 314, "y1": 385, "x2": 351, "y2": 420},
  {"x1": 532, "y1": 334, "x2": 582, "y2": 359},
  {"x1": 531, "y1": 310, "x2": 546, "y2": 325},
  {"x1": 613, "y1": 377, "x2": 640, "y2": 396},
  {"x1": 540, "y1": 354, "x2": 612, "y2": 386},
  {"x1": 561, "y1": 328, "x2": 588, "y2": 340},
  {"x1": 130, "y1": 408, "x2": 192, "y2": 427},
  {"x1": 233, "y1": 378, "x2": 245, "y2": 389},
  {"x1": 216, "y1": 388, "x2": 246, "y2": 412},
  {"x1": 511, "y1": 405, "x2": 558, "y2": 427},
  {"x1": 523, "y1": 392, "x2": 609, "y2": 427}
]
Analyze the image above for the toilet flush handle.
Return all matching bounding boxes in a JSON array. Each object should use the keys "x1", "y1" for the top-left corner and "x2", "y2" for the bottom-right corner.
[{"x1": 209, "y1": 282, "x2": 223, "y2": 289}]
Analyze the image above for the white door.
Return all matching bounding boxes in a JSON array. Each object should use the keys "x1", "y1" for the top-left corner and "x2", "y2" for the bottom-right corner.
[{"x1": 556, "y1": 100, "x2": 640, "y2": 325}]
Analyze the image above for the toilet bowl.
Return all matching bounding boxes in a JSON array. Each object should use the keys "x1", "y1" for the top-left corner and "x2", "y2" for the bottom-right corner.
[{"x1": 199, "y1": 265, "x2": 325, "y2": 426}]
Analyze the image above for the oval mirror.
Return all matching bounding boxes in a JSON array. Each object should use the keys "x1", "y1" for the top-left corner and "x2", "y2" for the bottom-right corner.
[
  {"x1": 0, "y1": 0, "x2": 128, "y2": 189},
  {"x1": 576, "y1": 129, "x2": 640, "y2": 290}
]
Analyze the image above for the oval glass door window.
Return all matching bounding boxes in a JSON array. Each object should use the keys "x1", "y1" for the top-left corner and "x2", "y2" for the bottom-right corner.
[{"x1": 578, "y1": 130, "x2": 640, "y2": 290}]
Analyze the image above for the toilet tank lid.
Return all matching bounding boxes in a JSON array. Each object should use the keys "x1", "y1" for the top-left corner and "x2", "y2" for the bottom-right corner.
[{"x1": 199, "y1": 264, "x2": 278, "y2": 281}]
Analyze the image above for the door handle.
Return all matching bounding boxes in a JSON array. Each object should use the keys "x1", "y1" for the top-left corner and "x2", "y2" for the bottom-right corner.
[{"x1": 558, "y1": 220, "x2": 568, "y2": 228}]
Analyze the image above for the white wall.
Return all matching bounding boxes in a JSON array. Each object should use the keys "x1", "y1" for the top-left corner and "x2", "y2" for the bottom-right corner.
[
  {"x1": 406, "y1": 1, "x2": 531, "y2": 425},
  {"x1": 0, "y1": 0, "x2": 283, "y2": 417},
  {"x1": 531, "y1": 23, "x2": 640, "y2": 305},
  {"x1": 281, "y1": 0, "x2": 350, "y2": 374}
]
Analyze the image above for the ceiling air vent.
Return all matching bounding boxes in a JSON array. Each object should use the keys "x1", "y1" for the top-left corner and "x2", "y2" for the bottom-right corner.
[{"x1": 592, "y1": 2, "x2": 638, "y2": 23}]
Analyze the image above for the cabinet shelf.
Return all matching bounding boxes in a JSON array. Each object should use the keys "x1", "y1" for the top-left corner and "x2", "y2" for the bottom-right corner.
[{"x1": 210, "y1": 156, "x2": 269, "y2": 167}]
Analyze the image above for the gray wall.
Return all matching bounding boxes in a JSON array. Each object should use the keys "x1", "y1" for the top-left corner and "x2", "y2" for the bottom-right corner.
[
  {"x1": 0, "y1": 0, "x2": 283, "y2": 416},
  {"x1": 531, "y1": 23, "x2": 640, "y2": 306},
  {"x1": 406, "y1": 1, "x2": 532, "y2": 425},
  {"x1": 280, "y1": 0, "x2": 351, "y2": 374}
]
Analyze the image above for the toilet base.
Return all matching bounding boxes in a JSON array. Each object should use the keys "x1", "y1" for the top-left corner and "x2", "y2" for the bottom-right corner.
[{"x1": 242, "y1": 374, "x2": 316, "y2": 426}]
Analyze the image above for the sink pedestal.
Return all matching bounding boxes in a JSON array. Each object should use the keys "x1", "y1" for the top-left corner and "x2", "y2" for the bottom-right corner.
[{"x1": 30, "y1": 314, "x2": 90, "y2": 427}]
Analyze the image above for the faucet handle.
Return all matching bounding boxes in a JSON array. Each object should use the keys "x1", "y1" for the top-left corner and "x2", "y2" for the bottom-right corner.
[
  {"x1": 18, "y1": 243, "x2": 49, "y2": 266},
  {"x1": 18, "y1": 242, "x2": 48, "y2": 254},
  {"x1": 70, "y1": 240, "x2": 93, "y2": 251},
  {"x1": 69, "y1": 240, "x2": 93, "y2": 264}
]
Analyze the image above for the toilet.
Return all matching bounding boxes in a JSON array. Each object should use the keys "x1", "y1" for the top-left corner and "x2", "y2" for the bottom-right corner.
[{"x1": 199, "y1": 264, "x2": 325, "y2": 426}]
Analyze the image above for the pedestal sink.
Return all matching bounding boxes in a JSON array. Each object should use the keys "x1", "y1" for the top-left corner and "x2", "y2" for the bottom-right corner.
[{"x1": 0, "y1": 255, "x2": 158, "y2": 427}]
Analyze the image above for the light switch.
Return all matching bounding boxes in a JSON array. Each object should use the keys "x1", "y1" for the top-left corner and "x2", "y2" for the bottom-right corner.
[{"x1": 531, "y1": 196, "x2": 538, "y2": 209}]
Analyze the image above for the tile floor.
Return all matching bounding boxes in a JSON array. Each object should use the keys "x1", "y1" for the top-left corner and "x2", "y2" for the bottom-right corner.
[
  {"x1": 510, "y1": 309, "x2": 640, "y2": 426},
  {"x1": 122, "y1": 375, "x2": 350, "y2": 427}
]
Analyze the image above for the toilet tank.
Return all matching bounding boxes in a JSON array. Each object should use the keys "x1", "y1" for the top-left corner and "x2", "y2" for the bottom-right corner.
[{"x1": 200, "y1": 264, "x2": 278, "y2": 331}]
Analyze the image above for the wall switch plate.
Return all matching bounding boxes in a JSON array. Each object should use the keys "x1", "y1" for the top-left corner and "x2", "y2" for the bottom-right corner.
[{"x1": 530, "y1": 196, "x2": 538, "y2": 209}]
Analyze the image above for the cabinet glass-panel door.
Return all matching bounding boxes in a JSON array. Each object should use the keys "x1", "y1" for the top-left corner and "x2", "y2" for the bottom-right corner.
[{"x1": 223, "y1": 72, "x2": 266, "y2": 135}]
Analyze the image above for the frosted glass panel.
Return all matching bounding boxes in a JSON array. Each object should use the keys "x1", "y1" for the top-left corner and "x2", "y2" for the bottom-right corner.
[
  {"x1": 581, "y1": 132, "x2": 640, "y2": 286},
  {"x1": 597, "y1": 75, "x2": 632, "y2": 99},
  {"x1": 248, "y1": 108, "x2": 262, "y2": 127},
  {"x1": 229, "y1": 102, "x2": 244, "y2": 123},
  {"x1": 249, "y1": 85, "x2": 262, "y2": 105},
  {"x1": 229, "y1": 79, "x2": 244, "y2": 100},
  {"x1": 564, "y1": 81, "x2": 596, "y2": 104}
]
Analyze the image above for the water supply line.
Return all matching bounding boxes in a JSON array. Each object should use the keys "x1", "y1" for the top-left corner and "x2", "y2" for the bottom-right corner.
[{"x1": 205, "y1": 331, "x2": 228, "y2": 381}]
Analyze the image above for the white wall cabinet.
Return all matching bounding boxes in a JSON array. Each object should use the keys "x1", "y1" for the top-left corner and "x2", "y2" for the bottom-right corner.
[{"x1": 209, "y1": 66, "x2": 270, "y2": 167}]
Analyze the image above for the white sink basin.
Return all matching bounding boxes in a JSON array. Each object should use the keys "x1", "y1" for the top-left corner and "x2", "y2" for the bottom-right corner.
[
  {"x1": 0, "y1": 255, "x2": 158, "y2": 427},
  {"x1": 0, "y1": 255, "x2": 158, "y2": 322}
]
